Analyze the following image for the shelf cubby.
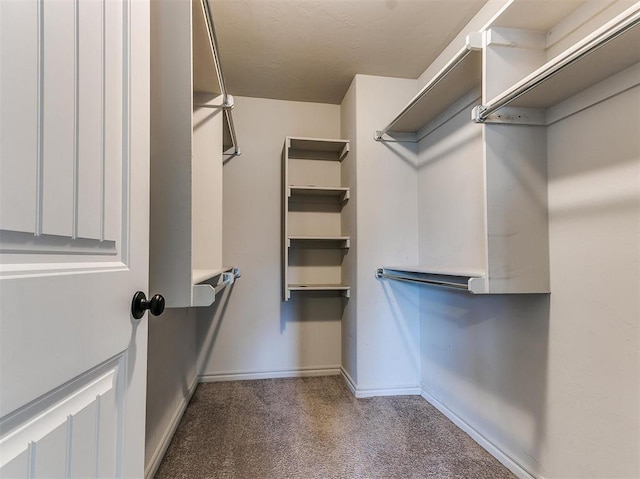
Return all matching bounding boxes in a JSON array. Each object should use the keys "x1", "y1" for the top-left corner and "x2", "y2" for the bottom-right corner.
[{"x1": 283, "y1": 137, "x2": 350, "y2": 301}]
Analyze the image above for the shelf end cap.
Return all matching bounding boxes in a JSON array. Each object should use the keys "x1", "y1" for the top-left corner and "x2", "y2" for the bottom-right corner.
[{"x1": 466, "y1": 32, "x2": 483, "y2": 51}]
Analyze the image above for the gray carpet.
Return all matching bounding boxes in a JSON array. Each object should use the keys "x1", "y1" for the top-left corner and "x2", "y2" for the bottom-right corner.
[{"x1": 155, "y1": 376, "x2": 516, "y2": 479}]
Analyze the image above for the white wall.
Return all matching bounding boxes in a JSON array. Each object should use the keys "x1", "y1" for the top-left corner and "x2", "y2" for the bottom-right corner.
[
  {"x1": 145, "y1": 308, "x2": 198, "y2": 476},
  {"x1": 419, "y1": 69, "x2": 640, "y2": 478},
  {"x1": 198, "y1": 96, "x2": 344, "y2": 380},
  {"x1": 347, "y1": 75, "x2": 422, "y2": 395},
  {"x1": 340, "y1": 81, "x2": 358, "y2": 383},
  {"x1": 543, "y1": 72, "x2": 639, "y2": 478}
]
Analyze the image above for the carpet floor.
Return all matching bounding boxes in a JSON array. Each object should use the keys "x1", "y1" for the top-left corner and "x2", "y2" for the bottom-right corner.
[{"x1": 155, "y1": 376, "x2": 516, "y2": 479}]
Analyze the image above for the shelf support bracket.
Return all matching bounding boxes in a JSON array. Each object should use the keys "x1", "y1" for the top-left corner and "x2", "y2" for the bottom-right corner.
[
  {"x1": 194, "y1": 94, "x2": 234, "y2": 110},
  {"x1": 472, "y1": 105, "x2": 546, "y2": 125},
  {"x1": 374, "y1": 131, "x2": 417, "y2": 142}
]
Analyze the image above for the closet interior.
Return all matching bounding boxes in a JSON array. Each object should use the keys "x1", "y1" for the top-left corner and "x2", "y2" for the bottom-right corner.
[{"x1": 147, "y1": 0, "x2": 640, "y2": 478}]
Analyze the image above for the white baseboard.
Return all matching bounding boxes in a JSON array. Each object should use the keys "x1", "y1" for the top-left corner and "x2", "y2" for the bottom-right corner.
[
  {"x1": 144, "y1": 376, "x2": 199, "y2": 479},
  {"x1": 340, "y1": 367, "x2": 357, "y2": 395},
  {"x1": 340, "y1": 368, "x2": 421, "y2": 398},
  {"x1": 198, "y1": 366, "x2": 341, "y2": 382},
  {"x1": 353, "y1": 385, "x2": 421, "y2": 398},
  {"x1": 420, "y1": 388, "x2": 538, "y2": 479}
]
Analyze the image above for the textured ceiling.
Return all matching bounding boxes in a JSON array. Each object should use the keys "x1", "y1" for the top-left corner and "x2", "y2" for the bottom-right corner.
[{"x1": 210, "y1": 0, "x2": 488, "y2": 104}]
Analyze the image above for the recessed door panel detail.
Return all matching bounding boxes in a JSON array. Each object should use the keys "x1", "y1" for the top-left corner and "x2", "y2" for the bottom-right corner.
[
  {"x1": 0, "y1": 0, "x2": 125, "y2": 257},
  {"x1": 0, "y1": 358, "x2": 123, "y2": 479}
]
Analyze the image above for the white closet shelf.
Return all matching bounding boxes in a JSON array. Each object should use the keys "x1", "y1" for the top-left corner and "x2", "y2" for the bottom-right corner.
[
  {"x1": 191, "y1": 267, "x2": 241, "y2": 308},
  {"x1": 474, "y1": 4, "x2": 640, "y2": 122},
  {"x1": 288, "y1": 186, "x2": 350, "y2": 201},
  {"x1": 375, "y1": 34, "x2": 482, "y2": 141},
  {"x1": 283, "y1": 137, "x2": 350, "y2": 301},
  {"x1": 287, "y1": 236, "x2": 350, "y2": 248},
  {"x1": 287, "y1": 137, "x2": 350, "y2": 161},
  {"x1": 288, "y1": 284, "x2": 351, "y2": 297},
  {"x1": 376, "y1": 266, "x2": 487, "y2": 294}
]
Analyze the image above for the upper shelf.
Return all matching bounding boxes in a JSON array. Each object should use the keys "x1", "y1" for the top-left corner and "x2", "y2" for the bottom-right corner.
[
  {"x1": 475, "y1": 3, "x2": 640, "y2": 122},
  {"x1": 287, "y1": 137, "x2": 350, "y2": 161},
  {"x1": 375, "y1": 34, "x2": 482, "y2": 141}
]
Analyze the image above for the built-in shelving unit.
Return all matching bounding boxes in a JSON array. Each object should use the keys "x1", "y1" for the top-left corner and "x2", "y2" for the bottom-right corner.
[
  {"x1": 283, "y1": 137, "x2": 351, "y2": 300},
  {"x1": 150, "y1": 0, "x2": 239, "y2": 308},
  {"x1": 375, "y1": 0, "x2": 640, "y2": 294}
]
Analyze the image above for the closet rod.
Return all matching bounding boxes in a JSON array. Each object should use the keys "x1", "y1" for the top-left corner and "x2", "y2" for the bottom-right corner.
[
  {"x1": 473, "y1": 11, "x2": 640, "y2": 122},
  {"x1": 201, "y1": 0, "x2": 240, "y2": 156},
  {"x1": 375, "y1": 35, "x2": 480, "y2": 141},
  {"x1": 375, "y1": 269, "x2": 470, "y2": 292}
]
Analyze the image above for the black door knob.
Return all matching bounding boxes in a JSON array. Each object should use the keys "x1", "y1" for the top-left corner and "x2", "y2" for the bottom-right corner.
[{"x1": 131, "y1": 291, "x2": 165, "y2": 319}]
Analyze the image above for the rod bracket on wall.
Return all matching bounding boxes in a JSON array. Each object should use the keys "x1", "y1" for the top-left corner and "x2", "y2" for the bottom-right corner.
[
  {"x1": 223, "y1": 94, "x2": 235, "y2": 110},
  {"x1": 194, "y1": 94, "x2": 235, "y2": 110},
  {"x1": 471, "y1": 105, "x2": 487, "y2": 123},
  {"x1": 473, "y1": 106, "x2": 547, "y2": 125}
]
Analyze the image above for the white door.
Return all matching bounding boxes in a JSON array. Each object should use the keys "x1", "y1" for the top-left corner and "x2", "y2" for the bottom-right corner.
[{"x1": 0, "y1": 0, "x2": 151, "y2": 477}]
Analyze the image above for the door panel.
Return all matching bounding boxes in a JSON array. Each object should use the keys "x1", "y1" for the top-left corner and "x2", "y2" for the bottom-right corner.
[
  {"x1": 77, "y1": 0, "x2": 106, "y2": 241},
  {"x1": 0, "y1": 0, "x2": 131, "y2": 415},
  {"x1": 0, "y1": 358, "x2": 123, "y2": 479},
  {"x1": 0, "y1": 0, "x2": 149, "y2": 476},
  {"x1": 1, "y1": 0, "x2": 124, "y2": 246},
  {"x1": 0, "y1": 0, "x2": 39, "y2": 234},
  {"x1": 104, "y1": 0, "x2": 124, "y2": 244},
  {"x1": 33, "y1": 422, "x2": 67, "y2": 478},
  {"x1": 41, "y1": 0, "x2": 75, "y2": 238}
]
